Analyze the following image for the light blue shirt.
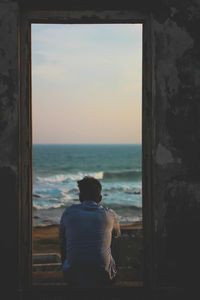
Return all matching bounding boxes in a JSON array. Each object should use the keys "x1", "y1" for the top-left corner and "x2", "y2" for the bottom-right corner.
[{"x1": 59, "y1": 200, "x2": 120, "y2": 279}]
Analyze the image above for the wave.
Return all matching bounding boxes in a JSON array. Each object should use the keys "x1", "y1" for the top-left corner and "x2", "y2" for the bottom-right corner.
[
  {"x1": 61, "y1": 188, "x2": 78, "y2": 195},
  {"x1": 36, "y1": 169, "x2": 141, "y2": 184},
  {"x1": 33, "y1": 202, "x2": 67, "y2": 210},
  {"x1": 118, "y1": 215, "x2": 142, "y2": 223},
  {"x1": 103, "y1": 186, "x2": 141, "y2": 195},
  {"x1": 103, "y1": 170, "x2": 141, "y2": 181},
  {"x1": 104, "y1": 203, "x2": 142, "y2": 210},
  {"x1": 36, "y1": 171, "x2": 103, "y2": 184},
  {"x1": 60, "y1": 186, "x2": 141, "y2": 196},
  {"x1": 33, "y1": 201, "x2": 141, "y2": 211}
]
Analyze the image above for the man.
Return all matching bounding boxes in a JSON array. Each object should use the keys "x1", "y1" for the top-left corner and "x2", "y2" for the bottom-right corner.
[{"x1": 59, "y1": 176, "x2": 121, "y2": 287}]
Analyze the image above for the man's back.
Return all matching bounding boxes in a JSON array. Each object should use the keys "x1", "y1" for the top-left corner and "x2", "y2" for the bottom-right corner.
[{"x1": 59, "y1": 200, "x2": 120, "y2": 281}]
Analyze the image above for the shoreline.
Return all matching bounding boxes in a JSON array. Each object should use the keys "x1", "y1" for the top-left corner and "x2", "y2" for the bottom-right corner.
[
  {"x1": 33, "y1": 220, "x2": 142, "y2": 255},
  {"x1": 33, "y1": 220, "x2": 142, "y2": 231}
]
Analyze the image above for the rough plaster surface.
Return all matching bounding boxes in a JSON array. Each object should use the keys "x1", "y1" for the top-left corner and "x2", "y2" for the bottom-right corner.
[
  {"x1": 152, "y1": 1, "x2": 200, "y2": 287},
  {"x1": 0, "y1": 2, "x2": 19, "y2": 171},
  {"x1": 0, "y1": 1, "x2": 19, "y2": 296}
]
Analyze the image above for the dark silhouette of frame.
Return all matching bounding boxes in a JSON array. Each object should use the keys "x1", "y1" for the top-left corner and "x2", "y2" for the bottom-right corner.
[{"x1": 19, "y1": 9, "x2": 155, "y2": 299}]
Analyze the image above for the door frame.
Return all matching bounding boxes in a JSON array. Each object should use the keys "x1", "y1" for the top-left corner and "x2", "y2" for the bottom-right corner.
[{"x1": 19, "y1": 9, "x2": 155, "y2": 297}]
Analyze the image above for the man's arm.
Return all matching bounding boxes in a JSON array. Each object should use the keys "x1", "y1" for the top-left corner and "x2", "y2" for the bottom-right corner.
[
  {"x1": 59, "y1": 213, "x2": 67, "y2": 265},
  {"x1": 110, "y1": 210, "x2": 121, "y2": 268},
  {"x1": 112, "y1": 210, "x2": 121, "y2": 238}
]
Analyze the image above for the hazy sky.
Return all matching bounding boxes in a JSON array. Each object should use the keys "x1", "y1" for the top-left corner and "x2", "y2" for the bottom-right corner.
[{"x1": 32, "y1": 24, "x2": 142, "y2": 144}]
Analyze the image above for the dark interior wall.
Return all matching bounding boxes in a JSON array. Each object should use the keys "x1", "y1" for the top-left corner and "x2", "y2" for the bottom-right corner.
[
  {"x1": 152, "y1": 1, "x2": 200, "y2": 287},
  {"x1": 0, "y1": 0, "x2": 200, "y2": 297},
  {"x1": 0, "y1": 1, "x2": 20, "y2": 297}
]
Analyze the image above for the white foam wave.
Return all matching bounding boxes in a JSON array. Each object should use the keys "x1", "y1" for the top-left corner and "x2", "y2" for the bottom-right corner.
[
  {"x1": 118, "y1": 215, "x2": 142, "y2": 223},
  {"x1": 33, "y1": 194, "x2": 76, "y2": 210},
  {"x1": 61, "y1": 194, "x2": 75, "y2": 202},
  {"x1": 37, "y1": 174, "x2": 68, "y2": 183},
  {"x1": 103, "y1": 186, "x2": 141, "y2": 194},
  {"x1": 36, "y1": 171, "x2": 104, "y2": 184},
  {"x1": 33, "y1": 202, "x2": 66, "y2": 210},
  {"x1": 61, "y1": 188, "x2": 78, "y2": 195},
  {"x1": 46, "y1": 198, "x2": 58, "y2": 201}
]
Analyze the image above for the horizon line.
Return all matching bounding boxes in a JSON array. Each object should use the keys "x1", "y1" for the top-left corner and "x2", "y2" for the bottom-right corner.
[{"x1": 33, "y1": 143, "x2": 142, "y2": 145}]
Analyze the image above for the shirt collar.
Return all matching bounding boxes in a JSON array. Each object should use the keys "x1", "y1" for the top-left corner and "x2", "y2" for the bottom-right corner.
[{"x1": 82, "y1": 200, "x2": 99, "y2": 206}]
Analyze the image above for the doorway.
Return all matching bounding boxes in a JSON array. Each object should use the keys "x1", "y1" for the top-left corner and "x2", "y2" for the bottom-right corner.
[
  {"x1": 31, "y1": 24, "x2": 143, "y2": 286},
  {"x1": 19, "y1": 10, "x2": 154, "y2": 294}
]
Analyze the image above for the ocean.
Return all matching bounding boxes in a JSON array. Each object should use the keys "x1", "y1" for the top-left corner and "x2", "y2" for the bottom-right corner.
[{"x1": 33, "y1": 144, "x2": 142, "y2": 226}]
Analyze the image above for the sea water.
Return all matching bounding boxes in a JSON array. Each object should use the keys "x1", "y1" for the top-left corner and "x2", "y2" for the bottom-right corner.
[{"x1": 33, "y1": 144, "x2": 142, "y2": 226}]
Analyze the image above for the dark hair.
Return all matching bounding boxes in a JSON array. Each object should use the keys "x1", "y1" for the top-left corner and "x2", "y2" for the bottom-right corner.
[{"x1": 77, "y1": 176, "x2": 102, "y2": 202}]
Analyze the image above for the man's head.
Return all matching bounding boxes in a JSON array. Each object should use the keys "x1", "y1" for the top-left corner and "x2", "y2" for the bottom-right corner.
[{"x1": 77, "y1": 176, "x2": 102, "y2": 203}]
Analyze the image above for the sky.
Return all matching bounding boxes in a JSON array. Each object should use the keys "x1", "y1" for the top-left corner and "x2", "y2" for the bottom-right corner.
[{"x1": 32, "y1": 24, "x2": 142, "y2": 144}]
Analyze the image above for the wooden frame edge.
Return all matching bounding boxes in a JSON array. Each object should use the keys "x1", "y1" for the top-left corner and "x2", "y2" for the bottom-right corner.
[{"x1": 19, "y1": 9, "x2": 155, "y2": 297}]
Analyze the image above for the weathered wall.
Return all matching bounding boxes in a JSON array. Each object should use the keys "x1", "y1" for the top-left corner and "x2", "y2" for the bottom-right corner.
[
  {"x1": 0, "y1": 0, "x2": 20, "y2": 297},
  {"x1": 0, "y1": 0, "x2": 200, "y2": 298},
  {"x1": 152, "y1": 1, "x2": 200, "y2": 288}
]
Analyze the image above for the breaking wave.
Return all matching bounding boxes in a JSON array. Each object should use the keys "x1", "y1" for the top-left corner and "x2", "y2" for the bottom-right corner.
[
  {"x1": 103, "y1": 170, "x2": 141, "y2": 181},
  {"x1": 33, "y1": 202, "x2": 67, "y2": 210},
  {"x1": 36, "y1": 169, "x2": 141, "y2": 184},
  {"x1": 36, "y1": 172, "x2": 103, "y2": 183},
  {"x1": 33, "y1": 202, "x2": 141, "y2": 211}
]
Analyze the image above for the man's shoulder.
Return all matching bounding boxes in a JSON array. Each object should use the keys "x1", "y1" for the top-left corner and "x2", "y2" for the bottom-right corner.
[
  {"x1": 61, "y1": 203, "x2": 117, "y2": 218},
  {"x1": 101, "y1": 206, "x2": 117, "y2": 217},
  {"x1": 62, "y1": 203, "x2": 82, "y2": 215}
]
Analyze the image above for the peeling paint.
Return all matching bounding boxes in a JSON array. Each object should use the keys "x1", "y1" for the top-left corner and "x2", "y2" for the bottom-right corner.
[
  {"x1": 153, "y1": 19, "x2": 194, "y2": 113},
  {"x1": 156, "y1": 143, "x2": 174, "y2": 165}
]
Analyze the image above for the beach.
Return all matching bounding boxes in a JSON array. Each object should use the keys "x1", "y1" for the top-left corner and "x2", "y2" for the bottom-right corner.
[
  {"x1": 32, "y1": 221, "x2": 143, "y2": 286},
  {"x1": 32, "y1": 144, "x2": 143, "y2": 286}
]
